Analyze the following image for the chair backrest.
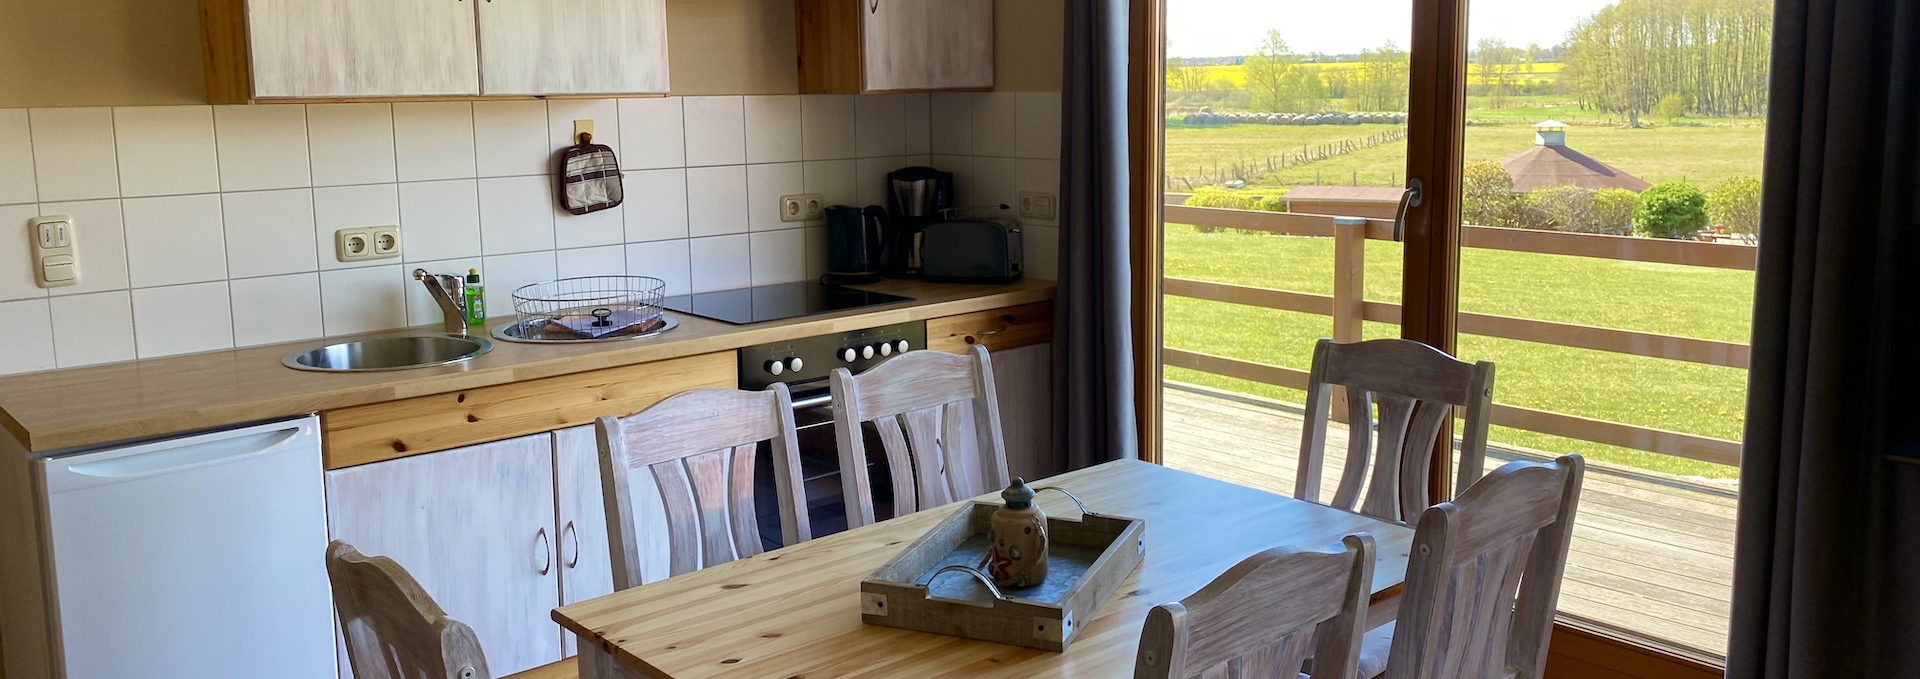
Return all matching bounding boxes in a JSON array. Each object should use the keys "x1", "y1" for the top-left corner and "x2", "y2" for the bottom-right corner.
[
  {"x1": 1385, "y1": 455, "x2": 1585, "y2": 679},
  {"x1": 830, "y1": 345, "x2": 1010, "y2": 528},
  {"x1": 594, "y1": 385, "x2": 811, "y2": 590},
  {"x1": 1297, "y1": 338, "x2": 1496, "y2": 524},
  {"x1": 1134, "y1": 534, "x2": 1376, "y2": 679},
  {"x1": 326, "y1": 540, "x2": 491, "y2": 679}
]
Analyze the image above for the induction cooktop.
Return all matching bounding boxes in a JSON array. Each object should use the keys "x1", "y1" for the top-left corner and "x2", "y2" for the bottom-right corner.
[{"x1": 659, "y1": 282, "x2": 914, "y2": 325}]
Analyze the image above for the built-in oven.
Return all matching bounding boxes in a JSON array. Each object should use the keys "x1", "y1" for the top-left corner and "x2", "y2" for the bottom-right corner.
[{"x1": 743, "y1": 320, "x2": 929, "y2": 549}]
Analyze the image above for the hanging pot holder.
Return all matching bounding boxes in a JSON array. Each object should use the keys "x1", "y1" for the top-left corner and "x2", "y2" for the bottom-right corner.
[{"x1": 557, "y1": 133, "x2": 624, "y2": 215}]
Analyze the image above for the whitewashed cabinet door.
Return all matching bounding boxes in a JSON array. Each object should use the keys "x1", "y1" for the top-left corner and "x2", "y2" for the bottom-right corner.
[
  {"x1": 551, "y1": 426, "x2": 613, "y2": 657},
  {"x1": 991, "y1": 343, "x2": 1055, "y2": 482},
  {"x1": 246, "y1": 0, "x2": 480, "y2": 98},
  {"x1": 324, "y1": 435, "x2": 560, "y2": 677},
  {"x1": 861, "y1": 0, "x2": 993, "y2": 92},
  {"x1": 477, "y1": 0, "x2": 669, "y2": 95}
]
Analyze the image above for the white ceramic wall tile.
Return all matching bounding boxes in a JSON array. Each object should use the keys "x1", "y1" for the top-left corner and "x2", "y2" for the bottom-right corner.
[
  {"x1": 29, "y1": 108, "x2": 119, "y2": 202},
  {"x1": 1024, "y1": 225, "x2": 1059, "y2": 280},
  {"x1": 804, "y1": 227, "x2": 827, "y2": 279},
  {"x1": 123, "y1": 194, "x2": 228, "y2": 288},
  {"x1": 686, "y1": 165, "x2": 748, "y2": 237},
  {"x1": 801, "y1": 95, "x2": 856, "y2": 161},
  {"x1": 748, "y1": 228, "x2": 806, "y2": 286},
  {"x1": 50, "y1": 291, "x2": 134, "y2": 367},
  {"x1": 547, "y1": 99, "x2": 620, "y2": 156},
  {"x1": 401, "y1": 256, "x2": 483, "y2": 326},
  {"x1": 746, "y1": 163, "x2": 803, "y2": 232},
  {"x1": 399, "y1": 179, "x2": 483, "y2": 262},
  {"x1": 132, "y1": 281, "x2": 233, "y2": 357},
  {"x1": 743, "y1": 95, "x2": 802, "y2": 164},
  {"x1": 1016, "y1": 159, "x2": 1061, "y2": 227},
  {"x1": 617, "y1": 98, "x2": 685, "y2": 170},
  {"x1": 902, "y1": 94, "x2": 931, "y2": 155},
  {"x1": 214, "y1": 105, "x2": 311, "y2": 191},
  {"x1": 904, "y1": 154, "x2": 932, "y2": 169},
  {"x1": 854, "y1": 157, "x2": 908, "y2": 206},
  {"x1": 625, "y1": 240, "x2": 690, "y2": 296},
  {"x1": 112, "y1": 106, "x2": 219, "y2": 197},
  {"x1": 40, "y1": 199, "x2": 130, "y2": 296},
  {"x1": 319, "y1": 265, "x2": 406, "y2": 336},
  {"x1": 802, "y1": 160, "x2": 857, "y2": 214},
  {"x1": 682, "y1": 96, "x2": 746, "y2": 167},
  {"x1": 307, "y1": 104, "x2": 397, "y2": 187},
  {"x1": 0, "y1": 204, "x2": 43, "y2": 301},
  {"x1": 929, "y1": 93, "x2": 974, "y2": 156},
  {"x1": 554, "y1": 203, "x2": 624, "y2": 250},
  {"x1": 854, "y1": 95, "x2": 906, "y2": 158},
  {"x1": 971, "y1": 93, "x2": 1019, "y2": 158},
  {"x1": 223, "y1": 189, "x2": 318, "y2": 278},
  {"x1": 968, "y1": 157, "x2": 1018, "y2": 210},
  {"x1": 314, "y1": 184, "x2": 400, "y2": 271},
  {"x1": 0, "y1": 298, "x2": 55, "y2": 374},
  {"x1": 229, "y1": 273, "x2": 323, "y2": 347},
  {"x1": 623, "y1": 169, "x2": 688, "y2": 242},
  {"x1": 477, "y1": 176, "x2": 556, "y2": 255},
  {"x1": 0, "y1": 110, "x2": 35, "y2": 205},
  {"x1": 1016, "y1": 93, "x2": 1063, "y2": 160},
  {"x1": 473, "y1": 100, "x2": 551, "y2": 178},
  {"x1": 688, "y1": 235, "x2": 750, "y2": 293},
  {"x1": 393, "y1": 102, "x2": 477, "y2": 182},
  {"x1": 555, "y1": 245, "x2": 627, "y2": 277},
  {"x1": 480, "y1": 251, "x2": 556, "y2": 314}
]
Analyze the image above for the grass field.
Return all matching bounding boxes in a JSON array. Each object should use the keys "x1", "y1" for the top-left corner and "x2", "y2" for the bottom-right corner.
[
  {"x1": 1191, "y1": 62, "x2": 1566, "y2": 89},
  {"x1": 1162, "y1": 223, "x2": 1753, "y2": 479}
]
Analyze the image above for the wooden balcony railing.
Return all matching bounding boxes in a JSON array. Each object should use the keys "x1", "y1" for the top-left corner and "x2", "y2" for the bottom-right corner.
[{"x1": 1159, "y1": 204, "x2": 1753, "y2": 468}]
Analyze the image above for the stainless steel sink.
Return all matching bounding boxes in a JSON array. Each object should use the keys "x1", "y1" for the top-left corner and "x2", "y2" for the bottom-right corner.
[{"x1": 282, "y1": 335, "x2": 493, "y2": 372}]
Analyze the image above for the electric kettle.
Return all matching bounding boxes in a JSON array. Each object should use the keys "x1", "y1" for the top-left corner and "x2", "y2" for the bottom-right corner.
[{"x1": 823, "y1": 205, "x2": 887, "y2": 285}]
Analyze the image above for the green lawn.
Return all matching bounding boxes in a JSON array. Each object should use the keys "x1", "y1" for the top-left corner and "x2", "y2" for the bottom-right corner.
[{"x1": 1162, "y1": 224, "x2": 1753, "y2": 479}]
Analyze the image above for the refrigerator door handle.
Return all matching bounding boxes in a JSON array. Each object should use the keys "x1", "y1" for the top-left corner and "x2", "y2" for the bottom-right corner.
[{"x1": 43, "y1": 418, "x2": 316, "y2": 494}]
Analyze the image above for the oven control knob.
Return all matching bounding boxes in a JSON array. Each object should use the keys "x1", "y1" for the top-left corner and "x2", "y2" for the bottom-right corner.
[
  {"x1": 785, "y1": 357, "x2": 804, "y2": 373},
  {"x1": 764, "y1": 359, "x2": 784, "y2": 376},
  {"x1": 861, "y1": 345, "x2": 877, "y2": 360},
  {"x1": 878, "y1": 342, "x2": 893, "y2": 357},
  {"x1": 895, "y1": 339, "x2": 911, "y2": 354},
  {"x1": 841, "y1": 348, "x2": 858, "y2": 363}
]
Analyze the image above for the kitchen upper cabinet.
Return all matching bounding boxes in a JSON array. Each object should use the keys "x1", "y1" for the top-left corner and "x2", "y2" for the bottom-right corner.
[
  {"x1": 324, "y1": 434, "x2": 561, "y2": 677},
  {"x1": 797, "y1": 0, "x2": 994, "y2": 93},
  {"x1": 992, "y1": 342, "x2": 1055, "y2": 482},
  {"x1": 218, "y1": 0, "x2": 480, "y2": 100},
  {"x1": 478, "y1": 0, "x2": 670, "y2": 95}
]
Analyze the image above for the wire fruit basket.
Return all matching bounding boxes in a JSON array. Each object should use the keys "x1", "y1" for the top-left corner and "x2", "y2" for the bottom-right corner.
[{"x1": 510, "y1": 276, "x2": 667, "y2": 340}]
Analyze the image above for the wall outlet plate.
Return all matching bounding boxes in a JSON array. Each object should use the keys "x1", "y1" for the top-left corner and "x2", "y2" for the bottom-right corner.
[
  {"x1": 371, "y1": 227, "x2": 401, "y2": 258},
  {"x1": 800, "y1": 194, "x2": 825, "y2": 221},
  {"x1": 1018, "y1": 191, "x2": 1058, "y2": 221},
  {"x1": 779, "y1": 194, "x2": 807, "y2": 223},
  {"x1": 28, "y1": 214, "x2": 79, "y2": 288},
  {"x1": 337, "y1": 227, "x2": 400, "y2": 262}
]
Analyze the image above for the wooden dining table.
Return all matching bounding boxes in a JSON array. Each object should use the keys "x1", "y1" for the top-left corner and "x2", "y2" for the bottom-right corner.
[{"x1": 553, "y1": 458, "x2": 1414, "y2": 679}]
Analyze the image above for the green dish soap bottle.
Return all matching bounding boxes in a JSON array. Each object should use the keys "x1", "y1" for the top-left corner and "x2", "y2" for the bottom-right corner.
[{"x1": 464, "y1": 268, "x2": 486, "y2": 327}]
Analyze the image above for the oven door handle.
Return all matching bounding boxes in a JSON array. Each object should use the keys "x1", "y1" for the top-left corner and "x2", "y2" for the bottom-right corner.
[{"x1": 792, "y1": 392, "x2": 833, "y2": 410}]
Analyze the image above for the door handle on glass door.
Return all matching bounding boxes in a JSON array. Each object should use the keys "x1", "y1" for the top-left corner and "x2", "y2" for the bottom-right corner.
[{"x1": 536, "y1": 527, "x2": 552, "y2": 575}]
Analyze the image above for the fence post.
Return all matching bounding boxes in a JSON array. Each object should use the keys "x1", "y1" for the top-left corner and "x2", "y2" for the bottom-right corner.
[{"x1": 1331, "y1": 216, "x2": 1368, "y2": 424}]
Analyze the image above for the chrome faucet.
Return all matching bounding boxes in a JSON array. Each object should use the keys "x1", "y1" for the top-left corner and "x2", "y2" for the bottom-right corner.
[{"x1": 413, "y1": 269, "x2": 470, "y2": 336}]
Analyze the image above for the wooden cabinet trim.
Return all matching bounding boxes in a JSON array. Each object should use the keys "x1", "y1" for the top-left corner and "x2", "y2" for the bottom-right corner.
[
  {"x1": 322, "y1": 352, "x2": 735, "y2": 470},
  {"x1": 927, "y1": 301, "x2": 1054, "y2": 354}
]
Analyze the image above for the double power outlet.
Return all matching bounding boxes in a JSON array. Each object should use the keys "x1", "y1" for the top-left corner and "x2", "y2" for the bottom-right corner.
[
  {"x1": 778, "y1": 194, "x2": 825, "y2": 223},
  {"x1": 336, "y1": 226, "x2": 401, "y2": 263}
]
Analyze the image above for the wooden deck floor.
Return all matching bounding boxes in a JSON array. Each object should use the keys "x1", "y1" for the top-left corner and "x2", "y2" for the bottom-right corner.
[{"x1": 1160, "y1": 383, "x2": 1735, "y2": 659}]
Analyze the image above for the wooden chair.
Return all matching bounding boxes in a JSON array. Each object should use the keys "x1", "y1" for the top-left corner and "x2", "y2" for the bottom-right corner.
[
  {"x1": 1297, "y1": 338, "x2": 1496, "y2": 524},
  {"x1": 326, "y1": 540, "x2": 575, "y2": 679},
  {"x1": 830, "y1": 345, "x2": 1010, "y2": 528},
  {"x1": 1133, "y1": 534, "x2": 1376, "y2": 679},
  {"x1": 594, "y1": 384, "x2": 811, "y2": 589},
  {"x1": 1379, "y1": 454, "x2": 1585, "y2": 679}
]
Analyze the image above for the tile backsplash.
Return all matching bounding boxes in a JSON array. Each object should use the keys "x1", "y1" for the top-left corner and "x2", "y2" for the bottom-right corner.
[{"x1": 0, "y1": 92, "x2": 1062, "y2": 375}]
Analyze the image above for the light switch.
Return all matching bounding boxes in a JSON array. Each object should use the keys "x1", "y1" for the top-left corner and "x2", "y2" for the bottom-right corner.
[
  {"x1": 28, "y1": 214, "x2": 79, "y2": 289},
  {"x1": 43, "y1": 255, "x2": 75, "y2": 283}
]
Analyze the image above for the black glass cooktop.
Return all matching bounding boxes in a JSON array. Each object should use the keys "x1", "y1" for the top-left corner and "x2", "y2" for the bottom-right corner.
[{"x1": 660, "y1": 282, "x2": 913, "y2": 325}]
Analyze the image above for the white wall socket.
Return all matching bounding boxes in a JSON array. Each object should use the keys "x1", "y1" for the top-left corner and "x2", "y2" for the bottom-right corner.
[
  {"x1": 779, "y1": 193, "x2": 824, "y2": 223},
  {"x1": 336, "y1": 227, "x2": 400, "y2": 262},
  {"x1": 1018, "y1": 191, "x2": 1058, "y2": 221}
]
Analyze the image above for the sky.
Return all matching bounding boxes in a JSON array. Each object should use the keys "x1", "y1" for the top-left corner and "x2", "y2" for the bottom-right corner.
[{"x1": 1165, "y1": 0, "x2": 1617, "y2": 57}]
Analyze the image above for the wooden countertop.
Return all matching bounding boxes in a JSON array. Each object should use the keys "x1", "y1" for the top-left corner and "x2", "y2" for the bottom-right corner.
[{"x1": 0, "y1": 279, "x2": 1054, "y2": 454}]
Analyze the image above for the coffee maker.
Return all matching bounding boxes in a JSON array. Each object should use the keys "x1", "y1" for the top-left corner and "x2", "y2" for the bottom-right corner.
[{"x1": 881, "y1": 167, "x2": 953, "y2": 277}]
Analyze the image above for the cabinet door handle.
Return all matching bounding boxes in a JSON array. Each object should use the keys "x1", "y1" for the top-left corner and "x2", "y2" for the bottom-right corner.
[
  {"x1": 869, "y1": 0, "x2": 880, "y2": 13},
  {"x1": 535, "y1": 527, "x2": 552, "y2": 575},
  {"x1": 562, "y1": 520, "x2": 580, "y2": 569}
]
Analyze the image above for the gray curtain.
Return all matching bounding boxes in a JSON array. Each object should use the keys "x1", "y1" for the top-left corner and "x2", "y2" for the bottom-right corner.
[
  {"x1": 1052, "y1": 0, "x2": 1137, "y2": 472},
  {"x1": 1727, "y1": 0, "x2": 1918, "y2": 675}
]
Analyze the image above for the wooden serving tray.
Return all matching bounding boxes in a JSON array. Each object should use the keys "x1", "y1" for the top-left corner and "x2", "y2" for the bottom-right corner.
[{"x1": 859, "y1": 499, "x2": 1146, "y2": 651}]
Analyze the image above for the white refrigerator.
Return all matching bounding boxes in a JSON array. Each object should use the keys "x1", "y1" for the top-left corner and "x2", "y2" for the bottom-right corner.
[{"x1": 38, "y1": 415, "x2": 337, "y2": 679}]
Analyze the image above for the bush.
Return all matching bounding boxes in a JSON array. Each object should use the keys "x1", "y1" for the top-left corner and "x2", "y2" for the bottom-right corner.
[
  {"x1": 1462, "y1": 160, "x2": 1517, "y2": 228},
  {"x1": 1516, "y1": 185, "x2": 1594, "y2": 232},
  {"x1": 1633, "y1": 182, "x2": 1709, "y2": 239},
  {"x1": 1707, "y1": 178, "x2": 1762, "y2": 243},
  {"x1": 1591, "y1": 188, "x2": 1639, "y2": 235},
  {"x1": 1182, "y1": 187, "x2": 1284, "y2": 233},
  {"x1": 1254, "y1": 193, "x2": 1288, "y2": 212}
]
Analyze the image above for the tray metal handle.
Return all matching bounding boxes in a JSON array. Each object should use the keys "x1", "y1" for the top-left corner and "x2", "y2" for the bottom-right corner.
[
  {"x1": 1033, "y1": 486, "x2": 1097, "y2": 518},
  {"x1": 927, "y1": 564, "x2": 1007, "y2": 602}
]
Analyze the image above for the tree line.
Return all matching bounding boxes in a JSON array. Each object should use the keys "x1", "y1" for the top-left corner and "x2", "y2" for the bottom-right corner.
[
  {"x1": 1561, "y1": 0, "x2": 1773, "y2": 122},
  {"x1": 1170, "y1": 30, "x2": 1410, "y2": 113}
]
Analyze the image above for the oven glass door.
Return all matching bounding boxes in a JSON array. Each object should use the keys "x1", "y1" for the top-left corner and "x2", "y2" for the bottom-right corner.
[{"x1": 753, "y1": 393, "x2": 897, "y2": 550}]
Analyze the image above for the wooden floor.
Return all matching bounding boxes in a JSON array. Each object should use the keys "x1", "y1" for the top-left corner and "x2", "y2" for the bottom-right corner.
[{"x1": 1160, "y1": 383, "x2": 1735, "y2": 660}]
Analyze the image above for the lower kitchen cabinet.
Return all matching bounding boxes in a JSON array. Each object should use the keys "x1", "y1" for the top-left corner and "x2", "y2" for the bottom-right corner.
[
  {"x1": 324, "y1": 434, "x2": 561, "y2": 676},
  {"x1": 551, "y1": 426, "x2": 615, "y2": 657},
  {"x1": 991, "y1": 342, "x2": 1057, "y2": 482}
]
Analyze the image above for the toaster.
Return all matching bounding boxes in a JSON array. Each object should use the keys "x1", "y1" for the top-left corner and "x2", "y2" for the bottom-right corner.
[{"x1": 920, "y1": 219, "x2": 1023, "y2": 283}]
